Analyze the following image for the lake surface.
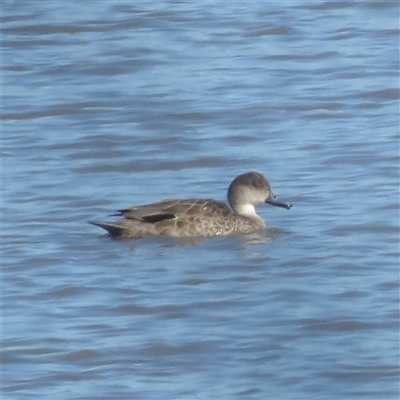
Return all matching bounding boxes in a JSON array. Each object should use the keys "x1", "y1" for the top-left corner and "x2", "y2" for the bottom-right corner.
[{"x1": 3, "y1": 1, "x2": 399, "y2": 399}]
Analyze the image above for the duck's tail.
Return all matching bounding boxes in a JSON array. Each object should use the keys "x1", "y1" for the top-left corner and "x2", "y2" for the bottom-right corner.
[{"x1": 89, "y1": 221, "x2": 127, "y2": 238}]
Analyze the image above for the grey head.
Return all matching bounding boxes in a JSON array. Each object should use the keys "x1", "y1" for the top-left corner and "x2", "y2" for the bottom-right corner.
[{"x1": 227, "y1": 172, "x2": 292, "y2": 217}]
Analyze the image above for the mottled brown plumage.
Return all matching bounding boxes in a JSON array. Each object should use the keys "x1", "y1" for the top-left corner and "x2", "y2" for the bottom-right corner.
[{"x1": 90, "y1": 172, "x2": 291, "y2": 238}]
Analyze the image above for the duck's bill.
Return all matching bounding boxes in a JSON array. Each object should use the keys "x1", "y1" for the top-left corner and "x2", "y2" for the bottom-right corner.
[{"x1": 265, "y1": 192, "x2": 292, "y2": 209}]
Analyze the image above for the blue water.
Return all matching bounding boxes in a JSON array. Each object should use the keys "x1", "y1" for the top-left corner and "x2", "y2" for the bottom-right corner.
[{"x1": 3, "y1": 1, "x2": 399, "y2": 399}]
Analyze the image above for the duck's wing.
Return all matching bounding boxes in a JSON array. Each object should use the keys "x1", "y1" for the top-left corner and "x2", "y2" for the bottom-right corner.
[{"x1": 118, "y1": 199, "x2": 231, "y2": 222}]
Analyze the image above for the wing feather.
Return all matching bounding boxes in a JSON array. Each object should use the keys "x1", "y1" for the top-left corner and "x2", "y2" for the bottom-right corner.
[{"x1": 118, "y1": 199, "x2": 231, "y2": 222}]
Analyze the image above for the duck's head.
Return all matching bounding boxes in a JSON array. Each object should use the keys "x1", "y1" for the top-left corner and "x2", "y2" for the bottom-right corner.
[{"x1": 228, "y1": 172, "x2": 292, "y2": 212}]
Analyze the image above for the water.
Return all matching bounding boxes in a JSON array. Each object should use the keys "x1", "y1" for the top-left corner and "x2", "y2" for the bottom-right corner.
[{"x1": 3, "y1": 1, "x2": 399, "y2": 399}]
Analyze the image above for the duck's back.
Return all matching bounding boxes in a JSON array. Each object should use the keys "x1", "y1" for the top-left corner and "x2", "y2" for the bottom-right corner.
[{"x1": 119, "y1": 198, "x2": 232, "y2": 222}]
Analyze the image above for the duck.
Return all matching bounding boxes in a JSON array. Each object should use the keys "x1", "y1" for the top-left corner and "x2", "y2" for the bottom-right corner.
[{"x1": 90, "y1": 171, "x2": 291, "y2": 238}]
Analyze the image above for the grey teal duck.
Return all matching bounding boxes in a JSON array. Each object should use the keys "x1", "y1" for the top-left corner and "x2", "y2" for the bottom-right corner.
[{"x1": 90, "y1": 171, "x2": 292, "y2": 238}]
